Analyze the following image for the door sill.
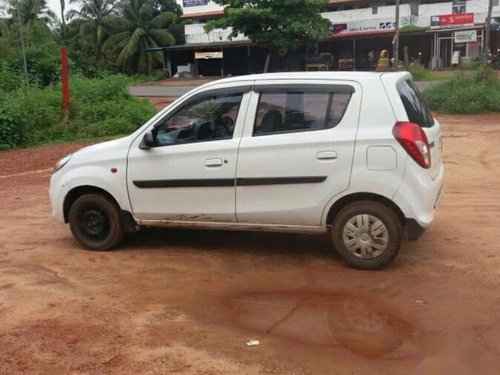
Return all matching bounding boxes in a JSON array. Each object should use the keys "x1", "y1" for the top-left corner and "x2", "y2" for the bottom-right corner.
[{"x1": 140, "y1": 220, "x2": 327, "y2": 234}]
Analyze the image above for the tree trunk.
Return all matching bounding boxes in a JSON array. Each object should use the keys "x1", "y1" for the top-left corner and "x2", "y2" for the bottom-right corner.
[
  {"x1": 264, "y1": 52, "x2": 271, "y2": 73},
  {"x1": 60, "y1": 0, "x2": 66, "y2": 41}
]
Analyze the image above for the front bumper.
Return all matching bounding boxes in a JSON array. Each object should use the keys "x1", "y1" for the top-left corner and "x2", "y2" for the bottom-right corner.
[{"x1": 49, "y1": 172, "x2": 67, "y2": 223}]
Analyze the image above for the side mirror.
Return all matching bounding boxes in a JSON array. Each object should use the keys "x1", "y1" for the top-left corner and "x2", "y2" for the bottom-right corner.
[{"x1": 139, "y1": 131, "x2": 155, "y2": 150}]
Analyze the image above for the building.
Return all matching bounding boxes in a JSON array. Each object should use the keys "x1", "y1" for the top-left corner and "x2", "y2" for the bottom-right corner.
[{"x1": 163, "y1": 0, "x2": 500, "y2": 76}]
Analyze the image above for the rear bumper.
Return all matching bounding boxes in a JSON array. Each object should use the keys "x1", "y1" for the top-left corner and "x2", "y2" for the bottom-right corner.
[
  {"x1": 393, "y1": 162, "x2": 444, "y2": 230},
  {"x1": 406, "y1": 219, "x2": 426, "y2": 240}
]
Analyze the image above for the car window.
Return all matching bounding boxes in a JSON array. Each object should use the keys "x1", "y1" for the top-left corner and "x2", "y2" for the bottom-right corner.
[
  {"x1": 397, "y1": 79, "x2": 434, "y2": 128},
  {"x1": 154, "y1": 93, "x2": 243, "y2": 147},
  {"x1": 254, "y1": 91, "x2": 351, "y2": 136}
]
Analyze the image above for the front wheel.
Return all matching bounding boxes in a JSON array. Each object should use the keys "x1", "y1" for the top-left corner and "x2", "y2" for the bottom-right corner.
[
  {"x1": 331, "y1": 201, "x2": 402, "y2": 270},
  {"x1": 68, "y1": 194, "x2": 124, "y2": 251}
]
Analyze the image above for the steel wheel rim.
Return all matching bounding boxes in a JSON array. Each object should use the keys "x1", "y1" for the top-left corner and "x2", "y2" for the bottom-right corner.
[
  {"x1": 80, "y1": 206, "x2": 110, "y2": 241},
  {"x1": 342, "y1": 214, "x2": 389, "y2": 260}
]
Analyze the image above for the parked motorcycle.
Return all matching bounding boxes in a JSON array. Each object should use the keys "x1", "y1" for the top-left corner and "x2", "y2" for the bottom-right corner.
[{"x1": 487, "y1": 50, "x2": 500, "y2": 69}]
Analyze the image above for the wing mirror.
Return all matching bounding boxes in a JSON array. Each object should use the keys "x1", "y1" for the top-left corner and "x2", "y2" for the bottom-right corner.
[{"x1": 139, "y1": 131, "x2": 155, "y2": 150}]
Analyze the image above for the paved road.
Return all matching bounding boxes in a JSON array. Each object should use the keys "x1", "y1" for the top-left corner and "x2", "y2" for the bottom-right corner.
[
  {"x1": 129, "y1": 85, "x2": 196, "y2": 97},
  {"x1": 129, "y1": 81, "x2": 435, "y2": 98}
]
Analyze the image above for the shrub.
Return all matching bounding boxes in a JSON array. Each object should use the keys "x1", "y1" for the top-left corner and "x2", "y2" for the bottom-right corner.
[
  {"x1": 0, "y1": 100, "x2": 25, "y2": 150},
  {"x1": 6, "y1": 47, "x2": 60, "y2": 88},
  {"x1": 424, "y1": 66, "x2": 500, "y2": 114},
  {"x1": 0, "y1": 65, "x2": 25, "y2": 92},
  {"x1": 407, "y1": 64, "x2": 432, "y2": 81},
  {"x1": 0, "y1": 74, "x2": 157, "y2": 149}
]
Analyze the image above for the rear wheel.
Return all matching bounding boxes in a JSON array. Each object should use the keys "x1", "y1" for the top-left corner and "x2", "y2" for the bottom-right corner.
[
  {"x1": 69, "y1": 194, "x2": 123, "y2": 251},
  {"x1": 331, "y1": 201, "x2": 402, "y2": 270}
]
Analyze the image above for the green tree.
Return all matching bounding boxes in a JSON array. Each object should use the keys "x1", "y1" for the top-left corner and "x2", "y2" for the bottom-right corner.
[
  {"x1": 150, "y1": 0, "x2": 181, "y2": 16},
  {"x1": 205, "y1": 0, "x2": 331, "y2": 71},
  {"x1": 66, "y1": 0, "x2": 116, "y2": 60},
  {"x1": 103, "y1": 0, "x2": 176, "y2": 74},
  {"x1": 8, "y1": 0, "x2": 56, "y2": 26}
]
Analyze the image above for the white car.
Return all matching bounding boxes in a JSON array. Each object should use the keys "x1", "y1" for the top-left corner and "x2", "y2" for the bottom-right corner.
[{"x1": 49, "y1": 72, "x2": 443, "y2": 269}]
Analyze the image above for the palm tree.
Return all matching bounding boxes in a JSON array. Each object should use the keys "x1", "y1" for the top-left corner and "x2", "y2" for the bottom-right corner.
[
  {"x1": 103, "y1": 0, "x2": 175, "y2": 74},
  {"x1": 8, "y1": 0, "x2": 56, "y2": 27},
  {"x1": 66, "y1": 0, "x2": 115, "y2": 60}
]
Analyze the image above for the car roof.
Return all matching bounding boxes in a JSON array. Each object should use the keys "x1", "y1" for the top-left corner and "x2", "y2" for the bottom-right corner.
[{"x1": 199, "y1": 71, "x2": 411, "y2": 90}]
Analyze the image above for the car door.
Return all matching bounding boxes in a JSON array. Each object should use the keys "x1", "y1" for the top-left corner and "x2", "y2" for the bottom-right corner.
[
  {"x1": 235, "y1": 80, "x2": 362, "y2": 227},
  {"x1": 127, "y1": 87, "x2": 251, "y2": 223}
]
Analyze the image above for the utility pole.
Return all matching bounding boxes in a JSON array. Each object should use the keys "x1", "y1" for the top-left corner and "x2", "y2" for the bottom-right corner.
[
  {"x1": 394, "y1": 0, "x2": 401, "y2": 69},
  {"x1": 483, "y1": 0, "x2": 494, "y2": 59},
  {"x1": 16, "y1": 0, "x2": 29, "y2": 88}
]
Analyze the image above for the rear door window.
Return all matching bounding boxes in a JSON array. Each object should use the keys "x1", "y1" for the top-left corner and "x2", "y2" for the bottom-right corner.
[
  {"x1": 254, "y1": 91, "x2": 352, "y2": 136},
  {"x1": 397, "y1": 79, "x2": 434, "y2": 128}
]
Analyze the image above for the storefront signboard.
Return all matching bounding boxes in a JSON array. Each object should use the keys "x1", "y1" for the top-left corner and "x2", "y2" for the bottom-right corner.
[
  {"x1": 183, "y1": 0, "x2": 208, "y2": 7},
  {"x1": 330, "y1": 19, "x2": 395, "y2": 36},
  {"x1": 454, "y1": 30, "x2": 477, "y2": 43},
  {"x1": 431, "y1": 13, "x2": 474, "y2": 28},
  {"x1": 195, "y1": 51, "x2": 223, "y2": 59},
  {"x1": 452, "y1": 0, "x2": 466, "y2": 14}
]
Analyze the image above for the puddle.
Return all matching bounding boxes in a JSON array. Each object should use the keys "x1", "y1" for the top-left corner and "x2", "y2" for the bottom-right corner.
[{"x1": 209, "y1": 290, "x2": 418, "y2": 359}]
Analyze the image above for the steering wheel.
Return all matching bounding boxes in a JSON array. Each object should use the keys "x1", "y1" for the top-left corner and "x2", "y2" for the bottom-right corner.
[
  {"x1": 218, "y1": 115, "x2": 234, "y2": 134},
  {"x1": 193, "y1": 120, "x2": 213, "y2": 141}
]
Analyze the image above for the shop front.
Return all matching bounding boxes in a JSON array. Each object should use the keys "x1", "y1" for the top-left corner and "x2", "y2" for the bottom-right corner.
[
  {"x1": 319, "y1": 17, "x2": 435, "y2": 71},
  {"x1": 429, "y1": 12, "x2": 484, "y2": 68}
]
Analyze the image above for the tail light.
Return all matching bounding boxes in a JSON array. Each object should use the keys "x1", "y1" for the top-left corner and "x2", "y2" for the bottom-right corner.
[{"x1": 393, "y1": 121, "x2": 431, "y2": 169}]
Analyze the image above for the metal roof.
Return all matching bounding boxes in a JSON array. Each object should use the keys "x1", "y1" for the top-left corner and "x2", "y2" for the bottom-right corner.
[{"x1": 158, "y1": 40, "x2": 253, "y2": 51}]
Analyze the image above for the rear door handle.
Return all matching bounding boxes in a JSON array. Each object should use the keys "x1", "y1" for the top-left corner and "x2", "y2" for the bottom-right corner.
[
  {"x1": 205, "y1": 158, "x2": 223, "y2": 167},
  {"x1": 317, "y1": 151, "x2": 337, "y2": 160}
]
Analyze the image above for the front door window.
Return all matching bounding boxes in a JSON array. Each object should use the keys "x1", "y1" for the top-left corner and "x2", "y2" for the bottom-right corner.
[{"x1": 154, "y1": 93, "x2": 243, "y2": 147}]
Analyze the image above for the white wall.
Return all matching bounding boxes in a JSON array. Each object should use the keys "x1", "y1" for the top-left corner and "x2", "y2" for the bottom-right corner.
[
  {"x1": 322, "y1": 4, "x2": 412, "y2": 24},
  {"x1": 181, "y1": 0, "x2": 500, "y2": 45},
  {"x1": 184, "y1": 23, "x2": 248, "y2": 44}
]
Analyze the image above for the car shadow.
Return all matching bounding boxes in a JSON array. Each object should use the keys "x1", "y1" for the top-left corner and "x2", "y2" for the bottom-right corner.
[{"x1": 121, "y1": 226, "x2": 337, "y2": 261}]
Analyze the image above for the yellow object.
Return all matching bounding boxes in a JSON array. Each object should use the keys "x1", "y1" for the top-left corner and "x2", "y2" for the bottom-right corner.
[{"x1": 376, "y1": 50, "x2": 390, "y2": 71}]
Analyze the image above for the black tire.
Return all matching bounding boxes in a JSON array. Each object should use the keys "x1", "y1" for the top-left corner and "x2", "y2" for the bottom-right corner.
[
  {"x1": 331, "y1": 201, "x2": 402, "y2": 270},
  {"x1": 68, "y1": 194, "x2": 124, "y2": 251}
]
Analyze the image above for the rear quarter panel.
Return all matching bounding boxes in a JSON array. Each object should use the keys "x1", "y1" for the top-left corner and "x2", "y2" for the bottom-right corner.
[{"x1": 322, "y1": 76, "x2": 408, "y2": 225}]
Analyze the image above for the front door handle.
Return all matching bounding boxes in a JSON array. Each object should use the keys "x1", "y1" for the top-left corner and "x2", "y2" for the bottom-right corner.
[
  {"x1": 205, "y1": 158, "x2": 223, "y2": 167},
  {"x1": 317, "y1": 151, "x2": 337, "y2": 160}
]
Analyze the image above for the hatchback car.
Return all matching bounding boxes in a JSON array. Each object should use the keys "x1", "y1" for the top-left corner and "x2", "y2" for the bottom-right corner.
[{"x1": 49, "y1": 72, "x2": 443, "y2": 269}]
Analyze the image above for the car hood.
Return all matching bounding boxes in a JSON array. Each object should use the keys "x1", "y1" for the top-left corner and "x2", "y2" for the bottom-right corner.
[{"x1": 70, "y1": 136, "x2": 132, "y2": 165}]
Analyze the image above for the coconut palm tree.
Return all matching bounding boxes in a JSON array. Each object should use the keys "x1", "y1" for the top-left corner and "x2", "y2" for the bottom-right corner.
[
  {"x1": 66, "y1": 0, "x2": 116, "y2": 60},
  {"x1": 8, "y1": 0, "x2": 56, "y2": 27},
  {"x1": 103, "y1": 0, "x2": 175, "y2": 74}
]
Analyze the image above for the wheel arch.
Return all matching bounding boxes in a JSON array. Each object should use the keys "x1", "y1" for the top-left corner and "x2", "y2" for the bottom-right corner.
[
  {"x1": 63, "y1": 185, "x2": 119, "y2": 223},
  {"x1": 325, "y1": 192, "x2": 405, "y2": 228}
]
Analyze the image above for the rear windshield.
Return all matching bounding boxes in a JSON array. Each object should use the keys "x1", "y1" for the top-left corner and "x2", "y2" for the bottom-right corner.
[{"x1": 397, "y1": 79, "x2": 435, "y2": 128}]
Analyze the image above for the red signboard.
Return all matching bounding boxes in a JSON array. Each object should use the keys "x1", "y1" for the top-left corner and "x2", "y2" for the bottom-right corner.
[{"x1": 431, "y1": 13, "x2": 474, "y2": 27}]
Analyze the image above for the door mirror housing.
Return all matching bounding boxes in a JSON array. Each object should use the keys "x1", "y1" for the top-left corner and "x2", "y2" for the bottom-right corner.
[{"x1": 139, "y1": 131, "x2": 155, "y2": 150}]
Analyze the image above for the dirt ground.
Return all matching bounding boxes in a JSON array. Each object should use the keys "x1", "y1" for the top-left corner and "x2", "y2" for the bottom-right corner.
[{"x1": 1, "y1": 114, "x2": 500, "y2": 374}]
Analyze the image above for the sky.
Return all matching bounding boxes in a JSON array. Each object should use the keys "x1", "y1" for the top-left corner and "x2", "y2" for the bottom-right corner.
[{"x1": 46, "y1": 0, "x2": 78, "y2": 20}]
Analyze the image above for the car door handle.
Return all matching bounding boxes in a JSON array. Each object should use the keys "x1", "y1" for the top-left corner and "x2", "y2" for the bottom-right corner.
[
  {"x1": 317, "y1": 151, "x2": 337, "y2": 160},
  {"x1": 205, "y1": 158, "x2": 223, "y2": 167}
]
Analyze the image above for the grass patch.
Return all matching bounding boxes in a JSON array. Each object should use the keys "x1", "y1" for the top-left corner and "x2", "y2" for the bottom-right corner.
[
  {"x1": 424, "y1": 66, "x2": 500, "y2": 114},
  {"x1": 0, "y1": 74, "x2": 157, "y2": 150},
  {"x1": 406, "y1": 64, "x2": 451, "y2": 81}
]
